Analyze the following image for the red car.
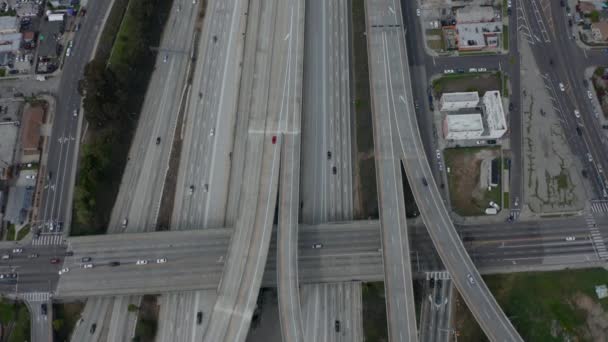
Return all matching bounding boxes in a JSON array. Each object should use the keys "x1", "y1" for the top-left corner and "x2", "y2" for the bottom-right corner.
[
  {"x1": 50, "y1": 258, "x2": 60, "y2": 264},
  {"x1": 271, "y1": 136, "x2": 277, "y2": 144}
]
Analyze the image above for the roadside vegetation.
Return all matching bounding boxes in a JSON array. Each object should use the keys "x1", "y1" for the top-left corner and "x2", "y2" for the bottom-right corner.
[
  {"x1": 351, "y1": 0, "x2": 378, "y2": 219},
  {"x1": 4, "y1": 224, "x2": 30, "y2": 241},
  {"x1": 432, "y1": 72, "x2": 502, "y2": 96},
  {"x1": 362, "y1": 282, "x2": 388, "y2": 341},
  {"x1": 592, "y1": 66, "x2": 608, "y2": 119},
  {"x1": 454, "y1": 269, "x2": 608, "y2": 341},
  {"x1": 52, "y1": 301, "x2": 85, "y2": 341},
  {"x1": 133, "y1": 295, "x2": 159, "y2": 342},
  {"x1": 72, "y1": 0, "x2": 173, "y2": 235},
  {"x1": 0, "y1": 298, "x2": 30, "y2": 342}
]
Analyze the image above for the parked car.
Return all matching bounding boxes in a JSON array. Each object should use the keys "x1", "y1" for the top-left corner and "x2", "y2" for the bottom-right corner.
[
  {"x1": 50, "y1": 257, "x2": 60, "y2": 264},
  {"x1": 312, "y1": 244, "x2": 323, "y2": 249},
  {"x1": 82, "y1": 257, "x2": 92, "y2": 262},
  {"x1": 136, "y1": 260, "x2": 148, "y2": 265}
]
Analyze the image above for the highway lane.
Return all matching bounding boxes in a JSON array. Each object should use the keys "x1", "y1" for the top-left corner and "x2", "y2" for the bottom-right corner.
[
  {"x1": 37, "y1": 0, "x2": 112, "y2": 231},
  {"x1": 367, "y1": 0, "x2": 523, "y2": 340},
  {"x1": 73, "y1": 0, "x2": 202, "y2": 339},
  {"x1": 171, "y1": 0, "x2": 246, "y2": 230},
  {"x1": 204, "y1": 0, "x2": 304, "y2": 340},
  {"x1": 69, "y1": 297, "x2": 111, "y2": 341},
  {"x1": 156, "y1": 291, "x2": 216, "y2": 342},
  {"x1": 419, "y1": 278, "x2": 453, "y2": 342},
  {"x1": 301, "y1": 0, "x2": 354, "y2": 224},
  {"x1": 300, "y1": 282, "x2": 363, "y2": 342}
]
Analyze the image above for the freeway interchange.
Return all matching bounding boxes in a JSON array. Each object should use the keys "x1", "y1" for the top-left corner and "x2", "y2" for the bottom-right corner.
[{"x1": 6, "y1": 0, "x2": 608, "y2": 340}]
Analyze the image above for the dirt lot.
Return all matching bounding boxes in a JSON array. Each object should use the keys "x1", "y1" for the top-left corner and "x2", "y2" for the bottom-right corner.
[
  {"x1": 444, "y1": 147, "x2": 501, "y2": 216},
  {"x1": 433, "y1": 72, "x2": 502, "y2": 96}
]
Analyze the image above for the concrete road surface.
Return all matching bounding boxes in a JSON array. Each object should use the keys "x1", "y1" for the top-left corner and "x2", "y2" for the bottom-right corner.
[{"x1": 300, "y1": 282, "x2": 363, "y2": 342}]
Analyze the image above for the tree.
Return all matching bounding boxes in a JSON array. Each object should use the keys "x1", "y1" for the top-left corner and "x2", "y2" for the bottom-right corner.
[
  {"x1": 590, "y1": 10, "x2": 600, "y2": 23},
  {"x1": 52, "y1": 319, "x2": 64, "y2": 331},
  {"x1": 127, "y1": 304, "x2": 139, "y2": 312}
]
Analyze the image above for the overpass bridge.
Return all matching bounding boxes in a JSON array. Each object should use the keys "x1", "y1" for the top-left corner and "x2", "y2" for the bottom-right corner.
[{"x1": 0, "y1": 217, "x2": 603, "y2": 299}]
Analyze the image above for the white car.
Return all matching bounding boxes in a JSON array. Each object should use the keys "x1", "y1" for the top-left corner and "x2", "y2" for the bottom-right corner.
[
  {"x1": 210, "y1": 128, "x2": 215, "y2": 136},
  {"x1": 73, "y1": 109, "x2": 78, "y2": 117},
  {"x1": 82, "y1": 263, "x2": 94, "y2": 269},
  {"x1": 416, "y1": 8, "x2": 421, "y2": 16},
  {"x1": 12, "y1": 248, "x2": 22, "y2": 254},
  {"x1": 136, "y1": 260, "x2": 148, "y2": 265},
  {"x1": 25, "y1": 175, "x2": 35, "y2": 179},
  {"x1": 443, "y1": 69, "x2": 455, "y2": 74},
  {"x1": 558, "y1": 82, "x2": 565, "y2": 91},
  {"x1": 188, "y1": 185, "x2": 194, "y2": 195},
  {"x1": 58, "y1": 268, "x2": 69, "y2": 275},
  {"x1": 156, "y1": 258, "x2": 167, "y2": 264},
  {"x1": 435, "y1": 149, "x2": 441, "y2": 159},
  {"x1": 312, "y1": 243, "x2": 323, "y2": 249},
  {"x1": 587, "y1": 153, "x2": 593, "y2": 162},
  {"x1": 478, "y1": 67, "x2": 487, "y2": 72},
  {"x1": 466, "y1": 274, "x2": 475, "y2": 285},
  {"x1": 574, "y1": 109, "x2": 580, "y2": 118},
  {"x1": 163, "y1": 55, "x2": 168, "y2": 63},
  {"x1": 565, "y1": 236, "x2": 576, "y2": 241},
  {"x1": 468, "y1": 68, "x2": 478, "y2": 73},
  {"x1": 587, "y1": 90, "x2": 593, "y2": 99}
]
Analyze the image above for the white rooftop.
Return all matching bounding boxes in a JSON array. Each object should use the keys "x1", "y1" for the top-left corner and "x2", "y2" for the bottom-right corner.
[
  {"x1": 446, "y1": 113, "x2": 484, "y2": 132},
  {"x1": 442, "y1": 92, "x2": 480, "y2": 103},
  {"x1": 0, "y1": 17, "x2": 18, "y2": 33}
]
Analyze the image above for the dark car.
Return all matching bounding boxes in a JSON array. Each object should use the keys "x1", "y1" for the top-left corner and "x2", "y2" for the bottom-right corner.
[
  {"x1": 65, "y1": 251, "x2": 74, "y2": 256},
  {"x1": 197, "y1": 311, "x2": 203, "y2": 324},
  {"x1": 332, "y1": 166, "x2": 337, "y2": 175},
  {"x1": 41, "y1": 304, "x2": 47, "y2": 316},
  {"x1": 508, "y1": 102, "x2": 514, "y2": 111},
  {"x1": 560, "y1": 0, "x2": 564, "y2": 6},
  {"x1": 422, "y1": 177, "x2": 428, "y2": 186},
  {"x1": 486, "y1": 140, "x2": 497, "y2": 145},
  {"x1": 156, "y1": 137, "x2": 161, "y2": 145},
  {"x1": 335, "y1": 320, "x2": 341, "y2": 332},
  {"x1": 576, "y1": 126, "x2": 582, "y2": 136},
  {"x1": 327, "y1": 151, "x2": 332, "y2": 159},
  {"x1": 82, "y1": 257, "x2": 92, "y2": 262},
  {"x1": 90, "y1": 323, "x2": 96, "y2": 334},
  {"x1": 109, "y1": 261, "x2": 120, "y2": 267}
]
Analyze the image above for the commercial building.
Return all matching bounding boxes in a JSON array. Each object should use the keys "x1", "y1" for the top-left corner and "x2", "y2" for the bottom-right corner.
[
  {"x1": 443, "y1": 113, "x2": 484, "y2": 140},
  {"x1": 439, "y1": 92, "x2": 479, "y2": 111},
  {"x1": 20, "y1": 106, "x2": 44, "y2": 161},
  {"x1": 0, "y1": 123, "x2": 18, "y2": 179},
  {"x1": 482, "y1": 91, "x2": 507, "y2": 139},
  {"x1": 440, "y1": 90, "x2": 507, "y2": 141},
  {"x1": 456, "y1": 22, "x2": 501, "y2": 51}
]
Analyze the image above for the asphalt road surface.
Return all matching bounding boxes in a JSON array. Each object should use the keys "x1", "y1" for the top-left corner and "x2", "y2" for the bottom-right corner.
[
  {"x1": 418, "y1": 278, "x2": 453, "y2": 342},
  {"x1": 37, "y1": 0, "x2": 112, "y2": 232}
]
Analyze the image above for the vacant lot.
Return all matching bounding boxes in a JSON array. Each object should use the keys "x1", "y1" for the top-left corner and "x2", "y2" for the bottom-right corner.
[
  {"x1": 53, "y1": 301, "x2": 85, "y2": 342},
  {"x1": 432, "y1": 72, "x2": 502, "y2": 96},
  {"x1": 0, "y1": 298, "x2": 30, "y2": 342},
  {"x1": 454, "y1": 268, "x2": 608, "y2": 341},
  {"x1": 444, "y1": 147, "x2": 501, "y2": 216}
]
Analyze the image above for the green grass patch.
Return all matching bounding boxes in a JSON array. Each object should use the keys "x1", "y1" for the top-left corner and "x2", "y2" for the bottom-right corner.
[
  {"x1": 5, "y1": 224, "x2": 15, "y2": 241},
  {"x1": 458, "y1": 51, "x2": 500, "y2": 56},
  {"x1": 503, "y1": 192, "x2": 509, "y2": 209},
  {"x1": 362, "y1": 282, "x2": 388, "y2": 341},
  {"x1": 94, "y1": 0, "x2": 130, "y2": 60},
  {"x1": 16, "y1": 225, "x2": 30, "y2": 240},
  {"x1": 53, "y1": 301, "x2": 85, "y2": 342},
  {"x1": 503, "y1": 25, "x2": 509, "y2": 51},
  {"x1": 454, "y1": 269, "x2": 608, "y2": 341},
  {"x1": 503, "y1": 74, "x2": 509, "y2": 97},
  {"x1": 432, "y1": 72, "x2": 501, "y2": 96}
]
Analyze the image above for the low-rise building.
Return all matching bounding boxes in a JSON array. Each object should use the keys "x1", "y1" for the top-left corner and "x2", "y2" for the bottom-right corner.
[
  {"x1": 0, "y1": 17, "x2": 18, "y2": 34},
  {"x1": 439, "y1": 92, "x2": 479, "y2": 111},
  {"x1": 0, "y1": 33, "x2": 22, "y2": 53},
  {"x1": 443, "y1": 113, "x2": 484, "y2": 140},
  {"x1": 591, "y1": 21, "x2": 608, "y2": 42},
  {"x1": 0, "y1": 123, "x2": 18, "y2": 179},
  {"x1": 20, "y1": 106, "x2": 44, "y2": 161},
  {"x1": 456, "y1": 22, "x2": 502, "y2": 51},
  {"x1": 482, "y1": 91, "x2": 507, "y2": 139}
]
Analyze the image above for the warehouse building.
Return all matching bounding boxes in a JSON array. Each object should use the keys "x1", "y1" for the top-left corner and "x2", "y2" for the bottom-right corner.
[
  {"x1": 443, "y1": 113, "x2": 484, "y2": 140},
  {"x1": 482, "y1": 91, "x2": 507, "y2": 139},
  {"x1": 439, "y1": 92, "x2": 479, "y2": 111}
]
